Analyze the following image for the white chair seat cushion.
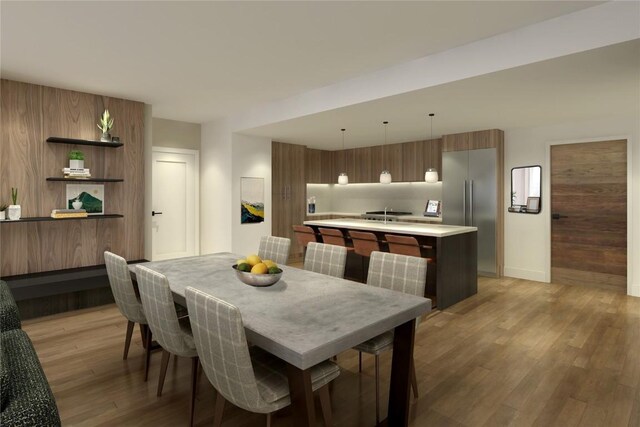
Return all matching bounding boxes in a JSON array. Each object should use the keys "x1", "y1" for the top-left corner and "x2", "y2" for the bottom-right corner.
[
  {"x1": 249, "y1": 346, "x2": 340, "y2": 405},
  {"x1": 353, "y1": 331, "x2": 394, "y2": 355}
]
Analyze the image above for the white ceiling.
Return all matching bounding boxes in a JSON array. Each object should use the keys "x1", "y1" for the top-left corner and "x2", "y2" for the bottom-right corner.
[
  {"x1": 244, "y1": 40, "x2": 640, "y2": 149},
  {"x1": 1, "y1": 1, "x2": 600, "y2": 124}
]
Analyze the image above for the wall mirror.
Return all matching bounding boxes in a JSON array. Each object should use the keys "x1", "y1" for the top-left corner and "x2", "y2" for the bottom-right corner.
[{"x1": 510, "y1": 165, "x2": 541, "y2": 214}]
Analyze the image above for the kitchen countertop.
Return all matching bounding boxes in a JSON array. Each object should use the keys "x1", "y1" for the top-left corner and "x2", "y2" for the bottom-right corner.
[
  {"x1": 305, "y1": 212, "x2": 443, "y2": 223},
  {"x1": 303, "y1": 218, "x2": 476, "y2": 237}
]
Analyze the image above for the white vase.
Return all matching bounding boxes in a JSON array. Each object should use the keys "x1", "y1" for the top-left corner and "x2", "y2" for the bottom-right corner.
[
  {"x1": 72, "y1": 200, "x2": 83, "y2": 210},
  {"x1": 8, "y1": 205, "x2": 21, "y2": 220},
  {"x1": 70, "y1": 159, "x2": 84, "y2": 169},
  {"x1": 0, "y1": 211, "x2": 5, "y2": 221}
]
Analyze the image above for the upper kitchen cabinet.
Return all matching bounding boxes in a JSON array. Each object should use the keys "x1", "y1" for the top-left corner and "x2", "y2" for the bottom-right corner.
[
  {"x1": 443, "y1": 129, "x2": 502, "y2": 152},
  {"x1": 305, "y1": 148, "x2": 333, "y2": 184},
  {"x1": 371, "y1": 143, "x2": 403, "y2": 182},
  {"x1": 401, "y1": 138, "x2": 443, "y2": 182},
  {"x1": 273, "y1": 141, "x2": 306, "y2": 260},
  {"x1": 353, "y1": 147, "x2": 372, "y2": 183}
]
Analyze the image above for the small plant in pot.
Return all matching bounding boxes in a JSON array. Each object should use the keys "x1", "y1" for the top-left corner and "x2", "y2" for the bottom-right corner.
[
  {"x1": 0, "y1": 204, "x2": 7, "y2": 221},
  {"x1": 8, "y1": 187, "x2": 21, "y2": 221},
  {"x1": 97, "y1": 109, "x2": 114, "y2": 142},
  {"x1": 68, "y1": 150, "x2": 85, "y2": 170}
]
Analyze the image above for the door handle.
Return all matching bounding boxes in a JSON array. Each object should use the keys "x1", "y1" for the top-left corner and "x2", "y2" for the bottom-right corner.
[
  {"x1": 152, "y1": 211, "x2": 163, "y2": 216},
  {"x1": 551, "y1": 213, "x2": 568, "y2": 220},
  {"x1": 470, "y1": 180, "x2": 474, "y2": 226},
  {"x1": 462, "y1": 180, "x2": 467, "y2": 226}
]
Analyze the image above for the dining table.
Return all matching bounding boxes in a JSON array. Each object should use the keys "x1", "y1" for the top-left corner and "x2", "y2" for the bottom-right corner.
[{"x1": 129, "y1": 253, "x2": 431, "y2": 426}]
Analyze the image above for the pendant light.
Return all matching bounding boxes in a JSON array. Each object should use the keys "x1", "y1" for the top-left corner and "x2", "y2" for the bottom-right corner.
[
  {"x1": 337, "y1": 128, "x2": 349, "y2": 185},
  {"x1": 379, "y1": 121, "x2": 392, "y2": 184},
  {"x1": 424, "y1": 113, "x2": 439, "y2": 183}
]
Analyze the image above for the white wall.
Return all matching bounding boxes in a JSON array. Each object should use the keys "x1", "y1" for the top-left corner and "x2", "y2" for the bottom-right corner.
[
  {"x1": 231, "y1": 134, "x2": 272, "y2": 256},
  {"x1": 200, "y1": 119, "x2": 233, "y2": 253},
  {"x1": 153, "y1": 118, "x2": 201, "y2": 150},
  {"x1": 307, "y1": 182, "x2": 442, "y2": 215},
  {"x1": 504, "y1": 114, "x2": 639, "y2": 296}
]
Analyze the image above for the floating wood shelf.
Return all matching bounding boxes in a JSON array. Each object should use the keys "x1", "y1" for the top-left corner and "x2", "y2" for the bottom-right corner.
[
  {"x1": 46, "y1": 137, "x2": 123, "y2": 148},
  {"x1": 46, "y1": 177, "x2": 124, "y2": 183},
  {"x1": 0, "y1": 214, "x2": 124, "y2": 224}
]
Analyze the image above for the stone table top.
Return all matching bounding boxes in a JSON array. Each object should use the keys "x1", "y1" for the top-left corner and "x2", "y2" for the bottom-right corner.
[{"x1": 129, "y1": 253, "x2": 431, "y2": 369}]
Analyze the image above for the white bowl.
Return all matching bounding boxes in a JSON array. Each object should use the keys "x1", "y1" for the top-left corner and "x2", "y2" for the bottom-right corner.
[{"x1": 232, "y1": 265, "x2": 283, "y2": 287}]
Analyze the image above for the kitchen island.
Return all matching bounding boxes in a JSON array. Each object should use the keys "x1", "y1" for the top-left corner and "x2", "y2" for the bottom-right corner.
[{"x1": 303, "y1": 219, "x2": 477, "y2": 309}]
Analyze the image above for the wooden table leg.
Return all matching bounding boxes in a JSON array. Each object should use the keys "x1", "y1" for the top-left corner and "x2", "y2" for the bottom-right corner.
[
  {"x1": 383, "y1": 318, "x2": 416, "y2": 427},
  {"x1": 286, "y1": 364, "x2": 315, "y2": 426}
]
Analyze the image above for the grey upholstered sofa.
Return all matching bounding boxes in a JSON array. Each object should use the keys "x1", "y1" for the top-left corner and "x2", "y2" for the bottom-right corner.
[{"x1": 0, "y1": 280, "x2": 61, "y2": 426}]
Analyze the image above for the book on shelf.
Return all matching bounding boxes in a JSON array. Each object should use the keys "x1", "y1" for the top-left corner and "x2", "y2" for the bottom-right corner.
[
  {"x1": 62, "y1": 168, "x2": 90, "y2": 172},
  {"x1": 51, "y1": 212, "x2": 89, "y2": 219},
  {"x1": 52, "y1": 209, "x2": 86, "y2": 214}
]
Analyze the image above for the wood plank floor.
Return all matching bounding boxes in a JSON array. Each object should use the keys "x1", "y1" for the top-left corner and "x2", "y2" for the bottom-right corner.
[{"x1": 22, "y1": 276, "x2": 640, "y2": 426}]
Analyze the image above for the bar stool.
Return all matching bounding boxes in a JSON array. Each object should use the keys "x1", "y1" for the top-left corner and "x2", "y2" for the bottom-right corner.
[
  {"x1": 292, "y1": 225, "x2": 317, "y2": 257},
  {"x1": 349, "y1": 230, "x2": 380, "y2": 282},
  {"x1": 385, "y1": 234, "x2": 437, "y2": 300}
]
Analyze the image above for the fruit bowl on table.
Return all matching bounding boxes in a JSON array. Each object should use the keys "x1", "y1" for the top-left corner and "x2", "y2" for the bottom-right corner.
[{"x1": 232, "y1": 264, "x2": 283, "y2": 287}]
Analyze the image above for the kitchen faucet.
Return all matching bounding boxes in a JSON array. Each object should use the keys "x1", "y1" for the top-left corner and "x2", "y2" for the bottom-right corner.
[{"x1": 384, "y1": 206, "x2": 390, "y2": 224}]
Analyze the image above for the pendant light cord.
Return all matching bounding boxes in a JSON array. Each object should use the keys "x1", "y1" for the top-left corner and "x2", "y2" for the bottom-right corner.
[
  {"x1": 383, "y1": 121, "x2": 388, "y2": 170},
  {"x1": 341, "y1": 128, "x2": 346, "y2": 150}
]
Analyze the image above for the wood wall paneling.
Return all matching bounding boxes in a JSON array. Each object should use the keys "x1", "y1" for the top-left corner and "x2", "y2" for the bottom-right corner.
[
  {"x1": 383, "y1": 143, "x2": 403, "y2": 182},
  {"x1": 305, "y1": 148, "x2": 321, "y2": 183},
  {"x1": 0, "y1": 79, "x2": 144, "y2": 277},
  {"x1": 402, "y1": 141, "x2": 422, "y2": 182},
  {"x1": 320, "y1": 150, "x2": 333, "y2": 184},
  {"x1": 424, "y1": 138, "x2": 443, "y2": 176}
]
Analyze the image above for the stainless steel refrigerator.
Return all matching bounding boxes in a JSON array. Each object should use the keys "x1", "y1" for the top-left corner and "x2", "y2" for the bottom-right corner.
[{"x1": 442, "y1": 148, "x2": 497, "y2": 276}]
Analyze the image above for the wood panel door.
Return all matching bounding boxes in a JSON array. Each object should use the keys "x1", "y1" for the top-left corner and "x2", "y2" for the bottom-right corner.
[{"x1": 550, "y1": 140, "x2": 627, "y2": 290}]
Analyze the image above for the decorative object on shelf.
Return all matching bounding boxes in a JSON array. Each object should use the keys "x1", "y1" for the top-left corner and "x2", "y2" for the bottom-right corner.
[
  {"x1": 68, "y1": 150, "x2": 85, "y2": 170},
  {"x1": 66, "y1": 184, "x2": 104, "y2": 215},
  {"x1": 111, "y1": 136, "x2": 120, "y2": 143},
  {"x1": 51, "y1": 209, "x2": 88, "y2": 219},
  {"x1": 379, "y1": 121, "x2": 392, "y2": 184},
  {"x1": 526, "y1": 196, "x2": 540, "y2": 213},
  {"x1": 0, "y1": 204, "x2": 7, "y2": 221},
  {"x1": 72, "y1": 198, "x2": 83, "y2": 210},
  {"x1": 240, "y1": 177, "x2": 264, "y2": 224},
  {"x1": 307, "y1": 196, "x2": 316, "y2": 213},
  {"x1": 97, "y1": 109, "x2": 114, "y2": 142},
  {"x1": 338, "y1": 128, "x2": 349, "y2": 185},
  {"x1": 8, "y1": 187, "x2": 21, "y2": 221},
  {"x1": 424, "y1": 113, "x2": 439, "y2": 183}
]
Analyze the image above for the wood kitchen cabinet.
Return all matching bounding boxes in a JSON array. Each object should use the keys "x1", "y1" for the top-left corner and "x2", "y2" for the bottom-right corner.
[
  {"x1": 305, "y1": 148, "x2": 333, "y2": 184},
  {"x1": 272, "y1": 141, "x2": 306, "y2": 260},
  {"x1": 370, "y1": 143, "x2": 404, "y2": 182},
  {"x1": 353, "y1": 147, "x2": 371, "y2": 183},
  {"x1": 401, "y1": 138, "x2": 443, "y2": 182}
]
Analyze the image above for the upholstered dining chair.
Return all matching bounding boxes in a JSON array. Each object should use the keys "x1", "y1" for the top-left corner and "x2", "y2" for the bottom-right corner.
[
  {"x1": 104, "y1": 251, "x2": 153, "y2": 378},
  {"x1": 385, "y1": 234, "x2": 436, "y2": 297},
  {"x1": 135, "y1": 265, "x2": 200, "y2": 427},
  {"x1": 258, "y1": 236, "x2": 291, "y2": 265},
  {"x1": 354, "y1": 251, "x2": 428, "y2": 424},
  {"x1": 184, "y1": 286, "x2": 340, "y2": 427},
  {"x1": 303, "y1": 242, "x2": 348, "y2": 279}
]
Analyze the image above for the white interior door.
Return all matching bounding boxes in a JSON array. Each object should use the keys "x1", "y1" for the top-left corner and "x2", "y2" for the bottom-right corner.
[{"x1": 152, "y1": 148, "x2": 199, "y2": 260}]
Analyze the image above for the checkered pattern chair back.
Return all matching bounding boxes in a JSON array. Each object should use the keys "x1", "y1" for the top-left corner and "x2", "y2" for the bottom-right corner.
[
  {"x1": 303, "y1": 242, "x2": 347, "y2": 278},
  {"x1": 185, "y1": 287, "x2": 275, "y2": 414},
  {"x1": 367, "y1": 251, "x2": 427, "y2": 326},
  {"x1": 135, "y1": 265, "x2": 195, "y2": 357},
  {"x1": 258, "y1": 236, "x2": 291, "y2": 265},
  {"x1": 104, "y1": 251, "x2": 146, "y2": 325}
]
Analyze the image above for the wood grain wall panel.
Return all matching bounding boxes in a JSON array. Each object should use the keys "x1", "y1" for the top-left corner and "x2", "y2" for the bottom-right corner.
[
  {"x1": 402, "y1": 141, "x2": 422, "y2": 182},
  {"x1": 383, "y1": 143, "x2": 403, "y2": 182},
  {"x1": 0, "y1": 80, "x2": 43, "y2": 217},
  {"x1": 320, "y1": 150, "x2": 333, "y2": 184},
  {"x1": 1, "y1": 79, "x2": 144, "y2": 276},
  {"x1": 424, "y1": 138, "x2": 443, "y2": 174}
]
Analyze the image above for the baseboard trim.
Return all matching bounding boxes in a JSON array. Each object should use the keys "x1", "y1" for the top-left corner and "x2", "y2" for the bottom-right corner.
[
  {"x1": 630, "y1": 283, "x2": 640, "y2": 298},
  {"x1": 503, "y1": 267, "x2": 547, "y2": 283}
]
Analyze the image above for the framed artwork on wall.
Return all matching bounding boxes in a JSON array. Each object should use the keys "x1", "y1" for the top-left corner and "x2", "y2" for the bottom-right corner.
[
  {"x1": 241, "y1": 177, "x2": 264, "y2": 224},
  {"x1": 66, "y1": 184, "x2": 104, "y2": 215}
]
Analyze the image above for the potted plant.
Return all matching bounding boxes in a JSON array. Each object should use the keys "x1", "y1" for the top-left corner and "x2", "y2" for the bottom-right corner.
[
  {"x1": 0, "y1": 204, "x2": 7, "y2": 221},
  {"x1": 8, "y1": 188, "x2": 21, "y2": 220},
  {"x1": 97, "y1": 109, "x2": 114, "y2": 142},
  {"x1": 68, "y1": 150, "x2": 85, "y2": 170}
]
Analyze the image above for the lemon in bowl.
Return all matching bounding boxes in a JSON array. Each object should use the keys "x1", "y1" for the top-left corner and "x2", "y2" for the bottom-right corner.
[{"x1": 233, "y1": 258, "x2": 282, "y2": 287}]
